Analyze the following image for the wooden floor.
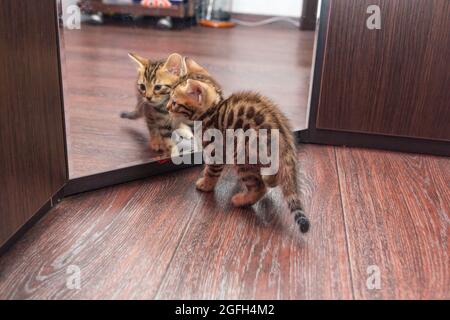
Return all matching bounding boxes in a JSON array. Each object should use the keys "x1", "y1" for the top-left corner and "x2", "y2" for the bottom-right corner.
[
  {"x1": 63, "y1": 23, "x2": 315, "y2": 179},
  {"x1": 0, "y1": 145, "x2": 448, "y2": 299}
]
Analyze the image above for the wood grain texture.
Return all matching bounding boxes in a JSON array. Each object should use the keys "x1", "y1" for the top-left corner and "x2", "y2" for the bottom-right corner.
[
  {"x1": 156, "y1": 145, "x2": 352, "y2": 299},
  {"x1": 0, "y1": 145, "x2": 352, "y2": 299},
  {"x1": 336, "y1": 147, "x2": 450, "y2": 299},
  {"x1": 1, "y1": 145, "x2": 447, "y2": 299},
  {"x1": 316, "y1": 0, "x2": 450, "y2": 141},
  {"x1": 0, "y1": 167, "x2": 201, "y2": 299},
  {"x1": 0, "y1": 0, "x2": 67, "y2": 247},
  {"x1": 61, "y1": 23, "x2": 315, "y2": 178}
]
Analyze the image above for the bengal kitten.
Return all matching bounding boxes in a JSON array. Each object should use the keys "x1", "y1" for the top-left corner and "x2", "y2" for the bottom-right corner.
[
  {"x1": 121, "y1": 53, "x2": 192, "y2": 153},
  {"x1": 167, "y1": 59, "x2": 310, "y2": 233}
]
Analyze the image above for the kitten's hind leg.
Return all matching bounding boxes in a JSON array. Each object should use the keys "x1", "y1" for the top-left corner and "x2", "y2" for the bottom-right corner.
[
  {"x1": 232, "y1": 166, "x2": 267, "y2": 207},
  {"x1": 196, "y1": 164, "x2": 224, "y2": 192}
]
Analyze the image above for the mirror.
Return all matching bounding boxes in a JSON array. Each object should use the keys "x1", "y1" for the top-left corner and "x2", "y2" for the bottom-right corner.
[{"x1": 58, "y1": 0, "x2": 317, "y2": 179}]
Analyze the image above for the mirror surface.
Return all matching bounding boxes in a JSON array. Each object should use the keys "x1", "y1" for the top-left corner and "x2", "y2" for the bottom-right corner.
[{"x1": 59, "y1": 0, "x2": 316, "y2": 179}]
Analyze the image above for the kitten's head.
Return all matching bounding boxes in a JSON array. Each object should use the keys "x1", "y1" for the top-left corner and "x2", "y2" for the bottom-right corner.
[
  {"x1": 128, "y1": 52, "x2": 185, "y2": 106},
  {"x1": 167, "y1": 59, "x2": 222, "y2": 120}
]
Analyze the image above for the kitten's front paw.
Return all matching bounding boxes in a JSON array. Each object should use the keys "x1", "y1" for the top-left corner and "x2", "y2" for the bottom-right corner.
[
  {"x1": 177, "y1": 125, "x2": 194, "y2": 140},
  {"x1": 149, "y1": 138, "x2": 171, "y2": 153},
  {"x1": 196, "y1": 177, "x2": 215, "y2": 192},
  {"x1": 120, "y1": 111, "x2": 133, "y2": 119}
]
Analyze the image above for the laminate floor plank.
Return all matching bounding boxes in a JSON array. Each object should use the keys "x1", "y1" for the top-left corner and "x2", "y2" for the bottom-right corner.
[
  {"x1": 335, "y1": 147, "x2": 450, "y2": 299},
  {"x1": 156, "y1": 145, "x2": 353, "y2": 299}
]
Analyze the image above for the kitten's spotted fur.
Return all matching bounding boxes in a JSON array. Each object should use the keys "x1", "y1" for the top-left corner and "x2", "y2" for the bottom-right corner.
[
  {"x1": 121, "y1": 53, "x2": 192, "y2": 153},
  {"x1": 167, "y1": 59, "x2": 310, "y2": 233}
]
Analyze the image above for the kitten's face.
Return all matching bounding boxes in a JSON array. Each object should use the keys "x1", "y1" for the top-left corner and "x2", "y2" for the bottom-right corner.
[
  {"x1": 167, "y1": 58, "x2": 215, "y2": 120},
  {"x1": 168, "y1": 79, "x2": 219, "y2": 120},
  {"x1": 129, "y1": 53, "x2": 184, "y2": 107}
]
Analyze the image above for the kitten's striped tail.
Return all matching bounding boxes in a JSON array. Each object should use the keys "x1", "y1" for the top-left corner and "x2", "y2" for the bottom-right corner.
[{"x1": 279, "y1": 151, "x2": 310, "y2": 233}]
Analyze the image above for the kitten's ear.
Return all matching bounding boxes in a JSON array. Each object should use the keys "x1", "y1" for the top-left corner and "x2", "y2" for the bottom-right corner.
[
  {"x1": 184, "y1": 57, "x2": 210, "y2": 76},
  {"x1": 128, "y1": 53, "x2": 148, "y2": 69},
  {"x1": 185, "y1": 79, "x2": 204, "y2": 104},
  {"x1": 163, "y1": 53, "x2": 184, "y2": 76}
]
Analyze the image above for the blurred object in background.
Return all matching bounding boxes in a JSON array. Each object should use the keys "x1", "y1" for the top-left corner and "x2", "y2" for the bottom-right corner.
[
  {"x1": 199, "y1": 0, "x2": 236, "y2": 28},
  {"x1": 78, "y1": 0, "x2": 195, "y2": 29},
  {"x1": 140, "y1": 0, "x2": 172, "y2": 8},
  {"x1": 156, "y1": 16, "x2": 173, "y2": 28}
]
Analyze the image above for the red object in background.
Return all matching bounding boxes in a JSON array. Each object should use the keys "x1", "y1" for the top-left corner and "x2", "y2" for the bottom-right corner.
[
  {"x1": 141, "y1": 0, "x2": 172, "y2": 8},
  {"x1": 199, "y1": 19, "x2": 235, "y2": 28},
  {"x1": 157, "y1": 159, "x2": 171, "y2": 165}
]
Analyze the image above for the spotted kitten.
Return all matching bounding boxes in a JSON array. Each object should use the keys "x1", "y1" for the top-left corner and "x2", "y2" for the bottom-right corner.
[
  {"x1": 167, "y1": 59, "x2": 310, "y2": 233},
  {"x1": 121, "y1": 53, "x2": 192, "y2": 153}
]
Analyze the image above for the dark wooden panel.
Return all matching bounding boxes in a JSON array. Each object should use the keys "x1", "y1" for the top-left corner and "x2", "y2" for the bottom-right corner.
[
  {"x1": 62, "y1": 23, "x2": 314, "y2": 178},
  {"x1": 336, "y1": 147, "x2": 450, "y2": 299},
  {"x1": 0, "y1": 0, "x2": 67, "y2": 247},
  {"x1": 64, "y1": 157, "x2": 198, "y2": 196},
  {"x1": 300, "y1": 0, "x2": 319, "y2": 30},
  {"x1": 157, "y1": 146, "x2": 353, "y2": 299},
  {"x1": 298, "y1": 128, "x2": 450, "y2": 157},
  {"x1": 316, "y1": 0, "x2": 450, "y2": 141}
]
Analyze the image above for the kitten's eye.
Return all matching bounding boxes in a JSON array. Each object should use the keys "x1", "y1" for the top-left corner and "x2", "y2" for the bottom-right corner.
[
  {"x1": 154, "y1": 85, "x2": 162, "y2": 91},
  {"x1": 139, "y1": 84, "x2": 146, "y2": 92}
]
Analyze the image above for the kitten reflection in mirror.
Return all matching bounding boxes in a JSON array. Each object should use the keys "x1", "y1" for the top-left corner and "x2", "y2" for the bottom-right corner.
[{"x1": 120, "y1": 53, "x2": 193, "y2": 153}]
